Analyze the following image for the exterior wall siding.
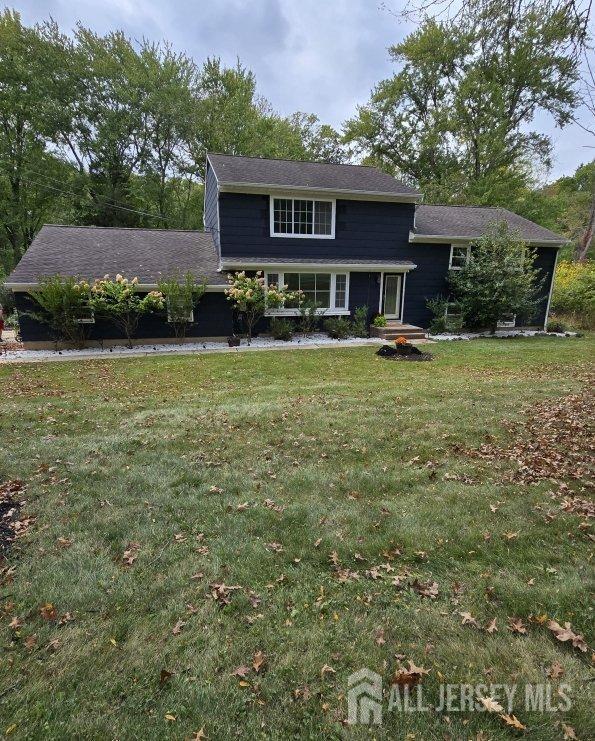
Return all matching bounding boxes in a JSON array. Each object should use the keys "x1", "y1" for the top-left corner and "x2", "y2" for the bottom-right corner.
[
  {"x1": 15, "y1": 291, "x2": 233, "y2": 343},
  {"x1": 204, "y1": 162, "x2": 220, "y2": 253},
  {"x1": 219, "y1": 193, "x2": 416, "y2": 260}
]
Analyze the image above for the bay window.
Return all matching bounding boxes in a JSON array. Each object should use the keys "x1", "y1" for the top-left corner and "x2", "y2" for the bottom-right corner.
[
  {"x1": 271, "y1": 197, "x2": 335, "y2": 238},
  {"x1": 265, "y1": 272, "x2": 349, "y2": 314}
]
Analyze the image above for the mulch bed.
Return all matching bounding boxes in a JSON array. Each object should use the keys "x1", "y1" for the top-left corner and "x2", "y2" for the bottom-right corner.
[{"x1": 376, "y1": 344, "x2": 433, "y2": 361}]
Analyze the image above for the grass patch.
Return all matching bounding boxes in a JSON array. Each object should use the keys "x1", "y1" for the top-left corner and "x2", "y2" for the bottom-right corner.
[{"x1": 0, "y1": 337, "x2": 593, "y2": 739}]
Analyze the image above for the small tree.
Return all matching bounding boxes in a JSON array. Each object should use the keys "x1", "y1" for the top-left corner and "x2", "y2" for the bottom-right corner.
[
  {"x1": 448, "y1": 224, "x2": 543, "y2": 333},
  {"x1": 158, "y1": 272, "x2": 206, "y2": 339},
  {"x1": 89, "y1": 274, "x2": 164, "y2": 348},
  {"x1": 28, "y1": 276, "x2": 92, "y2": 348},
  {"x1": 224, "y1": 271, "x2": 300, "y2": 342}
]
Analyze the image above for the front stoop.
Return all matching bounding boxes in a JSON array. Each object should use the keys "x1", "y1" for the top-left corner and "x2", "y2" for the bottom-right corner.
[{"x1": 370, "y1": 322, "x2": 427, "y2": 341}]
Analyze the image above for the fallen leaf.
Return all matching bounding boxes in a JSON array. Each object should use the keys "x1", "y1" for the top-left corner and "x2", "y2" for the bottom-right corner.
[
  {"x1": 172, "y1": 619, "x2": 186, "y2": 636},
  {"x1": 252, "y1": 650, "x2": 266, "y2": 673},
  {"x1": 561, "y1": 723, "x2": 577, "y2": 739},
  {"x1": 507, "y1": 617, "x2": 527, "y2": 634},
  {"x1": 191, "y1": 729, "x2": 207, "y2": 740},
  {"x1": 500, "y1": 713, "x2": 526, "y2": 730},
  {"x1": 320, "y1": 664, "x2": 336, "y2": 677},
  {"x1": 231, "y1": 665, "x2": 250, "y2": 678},
  {"x1": 40, "y1": 603, "x2": 57, "y2": 621},
  {"x1": 460, "y1": 611, "x2": 478, "y2": 627},
  {"x1": 546, "y1": 661, "x2": 565, "y2": 679},
  {"x1": 159, "y1": 669, "x2": 173, "y2": 685},
  {"x1": 486, "y1": 618, "x2": 498, "y2": 634},
  {"x1": 392, "y1": 660, "x2": 430, "y2": 688},
  {"x1": 547, "y1": 620, "x2": 588, "y2": 652},
  {"x1": 479, "y1": 696, "x2": 504, "y2": 713}
]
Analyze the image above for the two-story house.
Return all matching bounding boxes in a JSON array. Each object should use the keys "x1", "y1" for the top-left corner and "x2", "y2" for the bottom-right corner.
[{"x1": 7, "y1": 154, "x2": 566, "y2": 348}]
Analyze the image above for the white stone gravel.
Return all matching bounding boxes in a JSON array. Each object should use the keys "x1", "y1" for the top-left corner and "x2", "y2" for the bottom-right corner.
[{"x1": 0, "y1": 334, "x2": 385, "y2": 363}]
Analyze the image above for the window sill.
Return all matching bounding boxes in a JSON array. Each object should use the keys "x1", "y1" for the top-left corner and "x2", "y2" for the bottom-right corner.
[
  {"x1": 265, "y1": 308, "x2": 350, "y2": 317},
  {"x1": 270, "y1": 232, "x2": 335, "y2": 240}
]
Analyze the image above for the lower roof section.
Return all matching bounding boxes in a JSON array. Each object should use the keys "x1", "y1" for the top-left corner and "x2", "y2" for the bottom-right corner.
[{"x1": 6, "y1": 225, "x2": 226, "y2": 288}]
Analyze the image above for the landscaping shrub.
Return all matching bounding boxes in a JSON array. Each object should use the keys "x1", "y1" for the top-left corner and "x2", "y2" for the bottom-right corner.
[
  {"x1": 351, "y1": 305, "x2": 368, "y2": 337},
  {"x1": 547, "y1": 318, "x2": 568, "y2": 333},
  {"x1": 27, "y1": 276, "x2": 93, "y2": 348},
  {"x1": 158, "y1": 272, "x2": 206, "y2": 339},
  {"x1": 90, "y1": 275, "x2": 164, "y2": 348},
  {"x1": 372, "y1": 314, "x2": 387, "y2": 327},
  {"x1": 269, "y1": 317, "x2": 294, "y2": 341},
  {"x1": 551, "y1": 260, "x2": 595, "y2": 329},
  {"x1": 298, "y1": 298, "x2": 321, "y2": 333},
  {"x1": 427, "y1": 296, "x2": 448, "y2": 334},
  {"x1": 448, "y1": 224, "x2": 542, "y2": 333},
  {"x1": 225, "y1": 271, "x2": 300, "y2": 342},
  {"x1": 324, "y1": 316, "x2": 351, "y2": 339}
]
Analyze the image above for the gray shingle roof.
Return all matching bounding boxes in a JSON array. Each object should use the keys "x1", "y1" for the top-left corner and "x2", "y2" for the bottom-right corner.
[
  {"x1": 415, "y1": 205, "x2": 566, "y2": 243},
  {"x1": 208, "y1": 153, "x2": 421, "y2": 198},
  {"x1": 6, "y1": 225, "x2": 226, "y2": 286}
]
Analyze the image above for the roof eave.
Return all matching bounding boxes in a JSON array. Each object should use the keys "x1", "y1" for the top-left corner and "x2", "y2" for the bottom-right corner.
[
  {"x1": 220, "y1": 260, "x2": 417, "y2": 272},
  {"x1": 219, "y1": 182, "x2": 422, "y2": 203},
  {"x1": 409, "y1": 231, "x2": 568, "y2": 247},
  {"x1": 5, "y1": 281, "x2": 226, "y2": 292}
]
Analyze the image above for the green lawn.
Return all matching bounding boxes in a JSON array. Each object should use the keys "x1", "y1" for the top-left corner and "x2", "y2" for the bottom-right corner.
[{"x1": 0, "y1": 338, "x2": 593, "y2": 740}]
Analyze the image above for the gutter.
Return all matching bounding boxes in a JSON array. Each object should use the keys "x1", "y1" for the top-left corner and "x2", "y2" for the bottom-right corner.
[
  {"x1": 220, "y1": 261, "x2": 417, "y2": 272},
  {"x1": 5, "y1": 282, "x2": 227, "y2": 293},
  {"x1": 409, "y1": 231, "x2": 568, "y2": 247}
]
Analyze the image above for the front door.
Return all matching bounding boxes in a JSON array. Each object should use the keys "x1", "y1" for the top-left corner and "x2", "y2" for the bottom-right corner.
[{"x1": 383, "y1": 274, "x2": 402, "y2": 319}]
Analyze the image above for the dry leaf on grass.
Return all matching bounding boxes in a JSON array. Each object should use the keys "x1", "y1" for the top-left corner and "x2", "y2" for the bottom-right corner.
[
  {"x1": 479, "y1": 696, "x2": 504, "y2": 713},
  {"x1": 547, "y1": 620, "x2": 588, "y2": 652},
  {"x1": 391, "y1": 660, "x2": 430, "y2": 688},
  {"x1": 508, "y1": 617, "x2": 527, "y2": 634},
  {"x1": 460, "y1": 611, "x2": 478, "y2": 627},
  {"x1": 172, "y1": 619, "x2": 186, "y2": 636},
  {"x1": 252, "y1": 651, "x2": 266, "y2": 673},
  {"x1": 500, "y1": 713, "x2": 526, "y2": 730}
]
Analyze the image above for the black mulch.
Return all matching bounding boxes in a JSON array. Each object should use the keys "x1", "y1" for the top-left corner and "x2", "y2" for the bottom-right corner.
[{"x1": 376, "y1": 344, "x2": 433, "y2": 361}]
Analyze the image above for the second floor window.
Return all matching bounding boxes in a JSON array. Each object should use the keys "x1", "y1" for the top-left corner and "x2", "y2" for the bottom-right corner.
[{"x1": 271, "y1": 197, "x2": 335, "y2": 238}]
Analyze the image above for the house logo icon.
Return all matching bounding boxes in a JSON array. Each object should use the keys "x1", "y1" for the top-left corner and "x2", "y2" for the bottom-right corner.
[{"x1": 347, "y1": 668, "x2": 383, "y2": 725}]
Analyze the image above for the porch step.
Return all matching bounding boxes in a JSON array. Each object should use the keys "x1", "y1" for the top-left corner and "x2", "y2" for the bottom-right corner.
[{"x1": 370, "y1": 323, "x2": 427, "y2": 341}]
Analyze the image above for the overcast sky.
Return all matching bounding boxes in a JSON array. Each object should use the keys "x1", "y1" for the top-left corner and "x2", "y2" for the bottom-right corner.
[{"x1": 15, "y1": 0, "x2": 595, "y2": 181}]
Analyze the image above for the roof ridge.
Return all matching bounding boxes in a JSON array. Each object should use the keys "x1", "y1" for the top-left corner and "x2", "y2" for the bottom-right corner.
[
  {"x1": 207, "y1": 152, "x2": 382, "y2": 171},
  {"x1": 420, "y1": 204, "x2": 502, "y2": 210},
  {"x1": 42, "y1": 224, "x2": 207, "y2": 234}
]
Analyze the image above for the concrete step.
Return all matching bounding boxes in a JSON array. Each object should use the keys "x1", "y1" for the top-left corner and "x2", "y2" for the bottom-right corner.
[{"x1": 370, "y1": 323, "x2": 427, "y2": 340}]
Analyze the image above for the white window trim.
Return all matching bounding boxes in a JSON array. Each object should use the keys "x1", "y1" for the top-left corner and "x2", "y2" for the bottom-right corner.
[
  {"x1": 166, "y1": 299, "x2": 194, "y2": 323},
  {"x1": 269, "y1": 195, "x2": 336, "y2": 239},
  {"x1": 497, "y1": 314, "x2": 516, "y2": 328},
  {"x1": 449, "y1": 243, "x2": 471, "y2": 270},
  {"x1": 264, "y1": 271, "x2": 349, "y2": 316}
]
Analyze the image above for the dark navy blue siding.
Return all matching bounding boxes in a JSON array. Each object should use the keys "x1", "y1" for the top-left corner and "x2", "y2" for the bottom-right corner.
[
  {"x1": 348, "y1": 272, "x2": 381, "y2": 321},
  {"x1": 15, "y1": 291, "x2": 233, "y2": 343},
  {"x1": 531, "y1": 247, "x2": 558, "y2": 327},
  {"x1": 219, "y1": 193, "x2": 416, "y2": 260},
  {"x1": 402, "y1": 243, "x2": 451, "y2": 327},
  {"x1": 204, "y1": 162, "x2": 220, "y2": 253}
]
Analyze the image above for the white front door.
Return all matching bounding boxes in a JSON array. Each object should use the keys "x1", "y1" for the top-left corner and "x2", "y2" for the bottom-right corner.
[{"x1": 383, "y1": 274, "x2": 402, "y2": 319}]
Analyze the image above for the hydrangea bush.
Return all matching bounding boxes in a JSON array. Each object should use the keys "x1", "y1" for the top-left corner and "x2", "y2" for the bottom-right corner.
[
  {"x1": 90, "y1": 274, "x2": 164, "y2": 347},
  {"x1": 225, "y1": 271, "x2": 301, "y2": 341}
]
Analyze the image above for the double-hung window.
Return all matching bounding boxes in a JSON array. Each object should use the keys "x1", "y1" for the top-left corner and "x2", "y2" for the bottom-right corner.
[
  {"x1": 271, "y1": 197, "x2": 335, "y2": 238},
  {"x1": 449, "y1": 244, "x2": 471, "y2": 270},
  {"x1": 265, "y1": 272, "x2": 349, "y2": 314}
]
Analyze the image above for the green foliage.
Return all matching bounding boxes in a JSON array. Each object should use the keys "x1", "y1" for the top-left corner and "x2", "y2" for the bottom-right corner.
[
  {"x1": 448, "y1": 224, "x2": 543, "y2": 332},
  {"x1": 551, "y1": 259, "x2": 595, "y2": 328},
  {"x1": 89, "y1": 274, "x2": 164, "y2": 347},
  {"x1": 351, "y1": 305, "x2": 369, "y2": 337},
  {"x1": 372, "y1": 314, "x2": 387, "y2": 327},
  {"x1": 546, "y1": 318, "x2": 568, "y2": 333},
  {"x1": 269, "y1": 317, "x2": 294, "y2": 341},
  {"x1": 28, "y1": 276, "x2": 92, "y2": 347},
  {"x1": 426, "y1": 296, "x2": 449, "y2": 334},
  {"x1": 323, "y1": 316, "x2": 352, "y2": 339},
  {"x1": 298, "y1": 298, "x2": 322, "y2": 334},
  {"x1": 344, "y1": 1, "x2": 586, "y2": 207},
  {"x1": 225, "y1": 271, "x2": 300, "y2": 341},
  {"x1": 157, "y1": 272, "x2": 206, "y2": 339}
]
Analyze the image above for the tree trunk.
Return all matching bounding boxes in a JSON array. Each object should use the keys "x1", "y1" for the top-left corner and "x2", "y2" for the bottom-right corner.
[{"x1": 575, "y1": 193, "x2": 595, "y2": 262}]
